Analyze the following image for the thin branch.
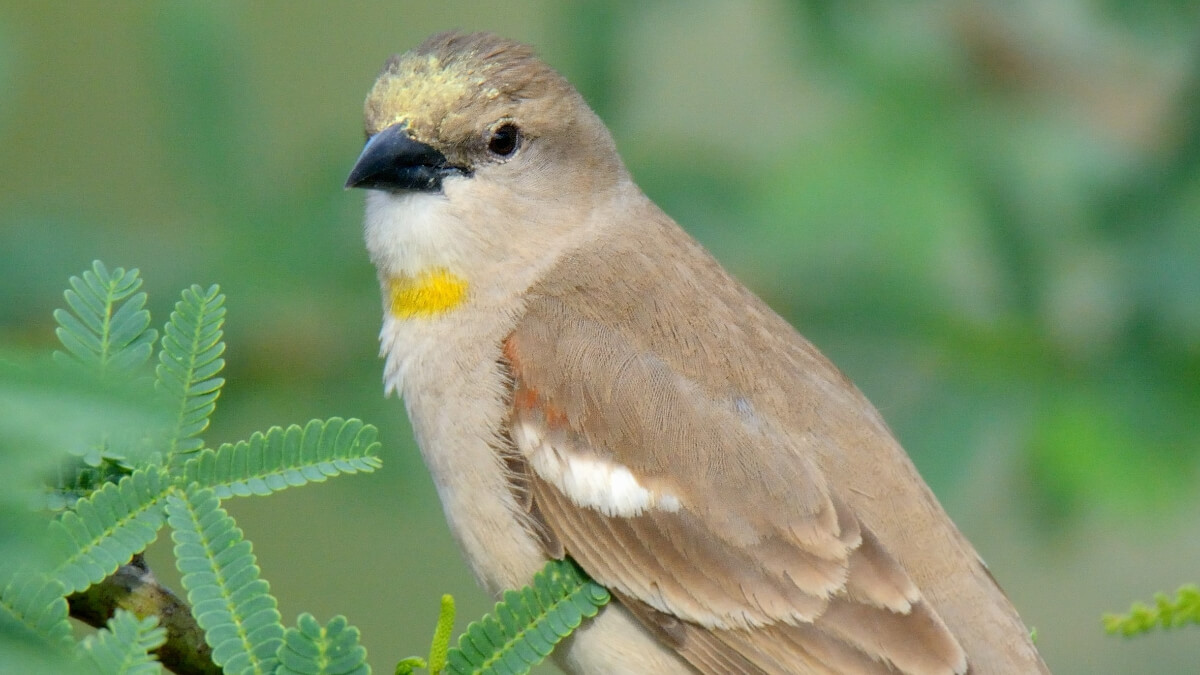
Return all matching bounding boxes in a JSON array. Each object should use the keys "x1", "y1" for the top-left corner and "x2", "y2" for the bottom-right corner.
[{"x1": 68, "y1": 554, "x2": 220, "y2": 675}]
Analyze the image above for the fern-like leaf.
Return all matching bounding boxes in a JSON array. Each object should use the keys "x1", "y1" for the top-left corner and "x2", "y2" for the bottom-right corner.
[
  {"x1": 49, "y1": 468, "x2": 170, "y2": 593},
  {"x1": 0, "y1": 569, "x2": 72, "y2": 647},
  {"x1": 276, "y1": 613, "x2": 370, "y2": 675},
  {"x1": 166, "y1": 485, "x2": 283, "y2": 675},
  {"x1": 54, "y1": 261, "x2": 157, "y2": 375},
  {"x1": 180, "y1": 418, "x2": 382, "y2": 499},
  {"x1": 445, "y1": 558, "x2": 610, "y2": 675},
  {"x1": 79, "y1": 609, "x2": 166, "y2": 675},
  {"x1": 157, "y1": 284, "x2": 226, "y2": 465},
  {"x1": 1104, "y1": 584, "x2": 1200, "y2": 636}
]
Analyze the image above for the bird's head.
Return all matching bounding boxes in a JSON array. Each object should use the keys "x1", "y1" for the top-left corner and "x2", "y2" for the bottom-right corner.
[{"x1": 347, "y1": 31, "x2": 631, "y2": 288}]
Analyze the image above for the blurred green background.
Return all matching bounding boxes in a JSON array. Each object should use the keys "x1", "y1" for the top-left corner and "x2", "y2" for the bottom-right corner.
[{"x1": 2, "y1": 2, "x2": 1199, "y2": 672}]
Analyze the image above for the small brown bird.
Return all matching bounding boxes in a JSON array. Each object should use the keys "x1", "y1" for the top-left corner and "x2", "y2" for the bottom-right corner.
[{"x1": 346, "y1": 31, "x2": 1049, "y2": 674}]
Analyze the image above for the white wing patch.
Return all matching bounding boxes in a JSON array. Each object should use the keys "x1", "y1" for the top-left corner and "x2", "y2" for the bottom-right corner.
[{"x1": 512, "y1": 421, "x2": 681, "y2": 517}]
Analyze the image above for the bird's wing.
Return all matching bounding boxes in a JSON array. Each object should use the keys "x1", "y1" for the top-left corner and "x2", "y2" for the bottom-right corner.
[{"x1": 502, "y1": 293, "x2": 968, "y2": 675}]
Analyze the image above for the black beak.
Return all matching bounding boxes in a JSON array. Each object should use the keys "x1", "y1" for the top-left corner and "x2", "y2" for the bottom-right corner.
[{"x1": 344, "y1": 123, "x2": 461, "y2": 192}]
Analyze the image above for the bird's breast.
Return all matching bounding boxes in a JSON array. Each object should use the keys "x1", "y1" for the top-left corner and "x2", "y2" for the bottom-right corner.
[{"x1": 379, "y1": 305, "x2": 547, "y2": 595}]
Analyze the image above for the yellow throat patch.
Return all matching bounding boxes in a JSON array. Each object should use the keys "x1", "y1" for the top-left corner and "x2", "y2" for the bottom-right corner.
[{"x1": 387, "y1": 269, "x2": 469, "y2": 318}]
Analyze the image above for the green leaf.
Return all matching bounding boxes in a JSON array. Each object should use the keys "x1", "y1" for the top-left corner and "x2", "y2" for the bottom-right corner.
[
  {"x1": 393, "y1": 657, "x2": 426, "y2": 675},
  {"x1": 49, "y1": 468, "x2": 170, "y2": 594},
  {"x1": 445, "y1": 558, "x2": 609, "y2": 675},
  {"x1": 165, "y1": 485, "x2": 283, "y2": 675},
  {"x1": 1104, "y1": 584, "x2": 1200, "y2": 637},
  {"x1": 53, "y1": 261, "x2": 157, "y2": 376},
  {"x1": 78, "y1": 609, "x2": 166, "y2": 675},
  {"x1": 0, "y1": 352, "x2": 171, "y2": 479},
  {"x1": 0, "y1": 569, "x2": 72, "y2": 648},
  {"x1": 156, "y1": 284, "x2": 226, "y2": 465},
  {"x1": 0, "y1": 355, "x2": 165, "y2": 568},
  {"x1": 276, "y1": 613, "x2": 370, "y2": 675},
  {"x1": 180, "y1": 418, "x2": 382, "y2": 499},
  {"x1": 0, "y1": 569, "x2": 74, "y2": 675}
]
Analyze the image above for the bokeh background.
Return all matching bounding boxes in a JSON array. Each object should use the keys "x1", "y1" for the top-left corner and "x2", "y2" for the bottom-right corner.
[{"x1": 3, "y1": 2, "x2": 1199, "y2": 672}]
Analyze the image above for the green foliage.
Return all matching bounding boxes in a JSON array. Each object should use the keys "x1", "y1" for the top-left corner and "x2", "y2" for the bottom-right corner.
[
  {"x1": 48, "y1": 261, "x2": 162, "y2": 470},
  {"x1": 393, "y1": 657, "x2": 428, "y2": 675},
  {"x1": 278, "y1": 613, "x2": 370, "y2": 675},
  {"x1": 53, "y1": 261, "x2": 156, "y2": 377},
  {"x1": 78, "y1": 610, "x2": 166, "y2": 675},
  {"x1": 156, "y1": 284, "x2": 226, "y2": 464},
  {"x1": 0, "y1": 570, "x2": 72, "y2": 648},
  {"x1": 44, "y1": 415, "x2": 380, "y2": 601},
  {"x1": 395, "y1": 561, "x2": 611, "y2": 675},
  {"x1": 49, "y1": 468, "x2": 170, "y2": 594},
  {"x1": 0, "y1": 358, "x2": 156, "y2": 675},
  {"x1": 444, "y1": 558, "x2": 610, "y2": 675},
  {"x1": 166, "y1": 484, "x2": 284, "y2": 675},
  {"x1": 17, "y1": 262, "x2": 610, "y2": 675},
  {"x1": 0, "y1": 262, "x2": 388, "y2": 675},
  {"x1": 29, "y1": 258, "x2": 619, "y2": 672},
  {"x1": 181, "y1": 418, "x2": 382, "y2": 499},
  {"x1": 1104, "y1": 585, "x2": 1200, "y2": 636}
]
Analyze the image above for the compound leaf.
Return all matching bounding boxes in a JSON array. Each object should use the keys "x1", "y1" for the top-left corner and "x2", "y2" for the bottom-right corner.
[
  {"x1": 49, "y1": 468, "x2": 170, "y2": 594},
  {"x1": 165, "y1": 485, "x2": 283, "y2": 675},
  {"x1": 180, "y1": 418, "x2": 381, "y2": 499},
  {"x1": 156, "y1": 284, "x2": 226, "y2": 465},
  {"x1": 445, "y1": 558, "x2": 609, "y2": 675},
  {"x1": 0, "y1": 569, "x2": 72, "y2": 648},
  {"x1": 78, "y1": 609, "x2": 166, "y2": 675},
  {"x1": 276, "y1": 613, "x2": 369, "y2": 675},
  {"x1": 54, "y1": 261, "x2": 156, "y2": 377}
]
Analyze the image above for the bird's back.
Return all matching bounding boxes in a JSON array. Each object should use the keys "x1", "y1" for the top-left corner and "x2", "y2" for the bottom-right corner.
[{"x1": 520, "y1": 196, "x2": 1048, "y2": 673}]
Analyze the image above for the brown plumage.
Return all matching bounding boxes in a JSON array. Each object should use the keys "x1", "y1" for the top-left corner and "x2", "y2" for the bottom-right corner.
[{"x1": 347, "y1": 31, "x2": 1050, "y2": 674}]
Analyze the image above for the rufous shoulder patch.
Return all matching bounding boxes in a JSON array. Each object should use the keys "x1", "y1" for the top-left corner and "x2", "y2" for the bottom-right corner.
[{"x1": 503, "y1": 335, "x2": 569, "y2": 428}]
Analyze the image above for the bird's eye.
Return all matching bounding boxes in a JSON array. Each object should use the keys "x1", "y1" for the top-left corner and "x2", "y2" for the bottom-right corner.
[{"x1": 487, "y1": 124, "x2": 520, "y2": 158}]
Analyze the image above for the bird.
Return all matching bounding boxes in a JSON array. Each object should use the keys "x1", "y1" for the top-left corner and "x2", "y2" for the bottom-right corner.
[{"x1": 344, "y1": 31, "x2": 1050, "y2": 675}]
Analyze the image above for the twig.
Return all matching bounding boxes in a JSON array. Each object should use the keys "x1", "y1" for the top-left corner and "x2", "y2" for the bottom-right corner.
[{"x1": 68, "y1": 554, "x2": 221, "y2": 675}]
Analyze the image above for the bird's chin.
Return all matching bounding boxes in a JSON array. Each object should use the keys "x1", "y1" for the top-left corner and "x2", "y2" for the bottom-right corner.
[{"x1": 362, "y1": 188, "x2": 459, "y2": 278}]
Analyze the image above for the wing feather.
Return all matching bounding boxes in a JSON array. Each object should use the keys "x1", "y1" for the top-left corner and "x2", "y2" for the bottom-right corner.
[{"x1": 503, "y1": 297, "x2": 969, "y2": 674}]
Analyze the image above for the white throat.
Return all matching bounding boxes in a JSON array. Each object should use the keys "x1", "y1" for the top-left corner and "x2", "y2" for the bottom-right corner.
[{"x1": 363, "y1": 189, "x2": 471, "y2": 279}]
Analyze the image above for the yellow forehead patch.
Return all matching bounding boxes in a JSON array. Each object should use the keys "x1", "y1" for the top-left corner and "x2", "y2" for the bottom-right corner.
[
  {"x1": 388, "y1": 268, "x2": 469, "y2": 318},
  {"x1": 367, "y1": 54, "x2": 500, "y2": 138}
]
